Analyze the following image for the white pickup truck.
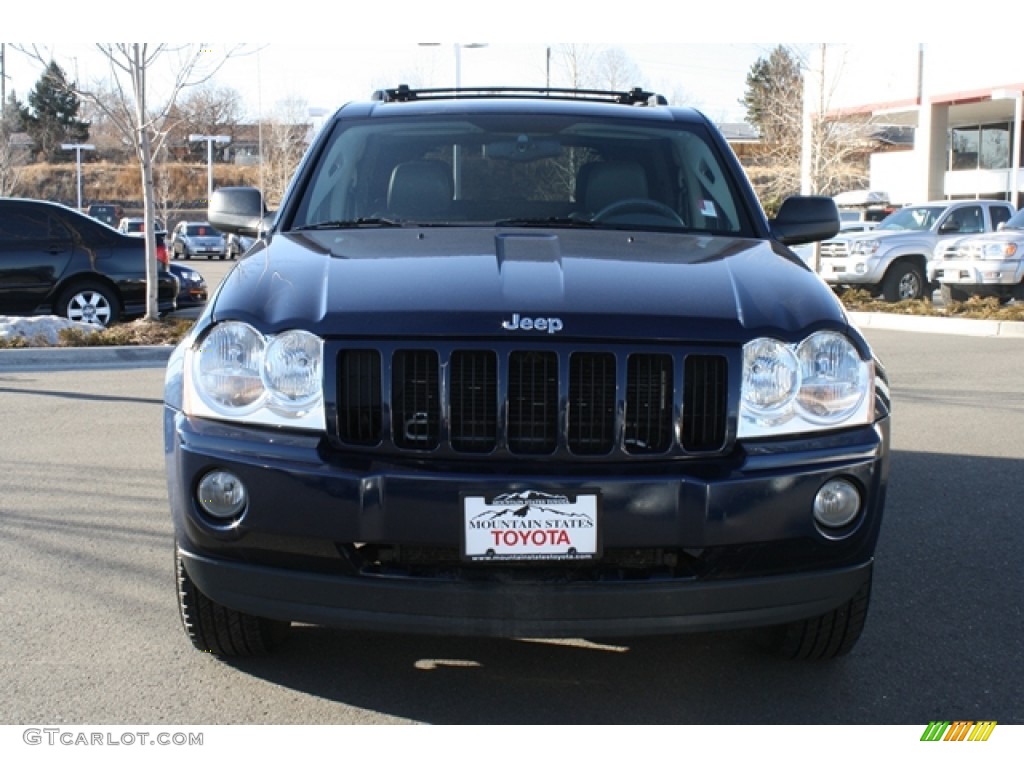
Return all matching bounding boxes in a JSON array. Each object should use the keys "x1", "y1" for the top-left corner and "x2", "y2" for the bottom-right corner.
[
  {"x1": 815, "y1": 199, "x2": 1015, "y2": 301},
  {"x1": 930, "y1": 207, "x2": 1024, "y2": 303}
]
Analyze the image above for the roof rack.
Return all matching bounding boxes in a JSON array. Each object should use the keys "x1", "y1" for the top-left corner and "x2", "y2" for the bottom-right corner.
[{"x1": 372, "y1": 85, "x2": 668, "y2": 106}]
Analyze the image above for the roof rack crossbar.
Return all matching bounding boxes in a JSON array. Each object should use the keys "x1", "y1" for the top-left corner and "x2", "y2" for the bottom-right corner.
[{"x1": 372, "y1": 85, "x2": 668, "y2": 106}]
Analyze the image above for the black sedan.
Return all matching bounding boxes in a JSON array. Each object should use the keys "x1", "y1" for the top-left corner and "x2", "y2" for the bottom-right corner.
[
  {"x1": 167, "y1": 262, "x2": 208, "y2": 310},
  {"x1": 0, "y1": 198, "x2": 178, "y2": 327}
]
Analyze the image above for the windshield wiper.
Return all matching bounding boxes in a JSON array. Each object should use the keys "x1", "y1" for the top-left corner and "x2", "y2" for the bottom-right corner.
[
  {"x1": 493, "y1": 217, "x2": 595, "y2": 228},
  {"x1": 292, "y1": 217, "x2": 402, "y2": 231}
]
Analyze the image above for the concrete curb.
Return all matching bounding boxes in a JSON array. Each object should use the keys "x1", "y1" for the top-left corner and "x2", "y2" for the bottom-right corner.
[
  {"x1": 3, "y1": 313, "x2": 1024, "y2": 371},
  {"x1": 848, "y1": 311, "x2": 1024, "y2": 338},
  {"x1": 0, "y1": 344, "x2": 174, "y2": 370}
]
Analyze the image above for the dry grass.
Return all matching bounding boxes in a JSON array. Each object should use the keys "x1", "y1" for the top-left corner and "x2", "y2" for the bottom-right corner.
[
  {"x1": 838, "y1": 289, "x2": 1024, "y2": 321},
  {"x1": 0, "y1": 318, "x2": 194, "y2": 349},
  {"x1": 57, "y1": 318, "x2": 195, "y2": 347}
]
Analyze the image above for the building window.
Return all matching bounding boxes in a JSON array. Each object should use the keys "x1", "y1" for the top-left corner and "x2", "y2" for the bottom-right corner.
[
  {"x1": 950, "y1": 126, "x2": 979, "y2": 170},
  {"x1": 980, "y1": 123, "x2": 1010, "y2": 169},
  {"x1": 950, "y1": 123, "x2": 1012, "y2": 170}
]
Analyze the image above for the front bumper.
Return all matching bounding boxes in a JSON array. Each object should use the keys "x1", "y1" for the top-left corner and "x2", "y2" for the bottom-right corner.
[
  {"x1": 819, "y1": 258, "x2": 884, "y2": 285},
  {"x1": 166, "y1": 408, "x2": 890, "y2": 638},
  {"x1": 930, "y1": 260, "x2": 1023, "y2": 286}
]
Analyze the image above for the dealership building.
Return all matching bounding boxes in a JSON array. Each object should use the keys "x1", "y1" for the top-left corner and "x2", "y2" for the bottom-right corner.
[{"x1": 813, "y1": 45, "x2": 1024, "y2": 208}]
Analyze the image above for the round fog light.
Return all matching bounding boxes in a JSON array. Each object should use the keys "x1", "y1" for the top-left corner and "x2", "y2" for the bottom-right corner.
[
  {"x1": 197, "y1": 470, "x2": 247, "y2": 520},
  {"x1": 813, "y1": 478, "x2": 861, "y2": 529}
]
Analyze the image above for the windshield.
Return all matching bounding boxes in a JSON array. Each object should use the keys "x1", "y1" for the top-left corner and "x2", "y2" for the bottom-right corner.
[
  {"x1": 1001, "y1": 209, "x2": 1024, "y2": 230},
  {"x1": 287, "y1": 111, "x2": 751, "y2": 235},
  {"x1": 186, "y1": 224, "x2": 220, "y2": 237},
  {"x1": 875, "y1": 206, "x2": 946, "y2": 232}
]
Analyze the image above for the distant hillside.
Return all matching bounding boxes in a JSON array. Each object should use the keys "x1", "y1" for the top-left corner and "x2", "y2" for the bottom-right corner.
[{"x1": 12, "y1": 162, "x2": 261, "y2": 209}]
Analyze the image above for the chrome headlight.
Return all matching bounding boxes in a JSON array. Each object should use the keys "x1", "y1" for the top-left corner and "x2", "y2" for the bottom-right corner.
[
  {"x1": 741, "y1": 338, "x2": 799, "y2": 425},
  {"x1": 980, "y1": 242, "x2": 1017, "y2": 259},
  {"x1": 740, "y1": 331, "x2": 873, "y2": 438},
  {"x1": 851, "y1": 239, "x2": 880, "y2": 256},
  {"x1": 185, "y1": 321, "x2": 324, "y2": 430}
]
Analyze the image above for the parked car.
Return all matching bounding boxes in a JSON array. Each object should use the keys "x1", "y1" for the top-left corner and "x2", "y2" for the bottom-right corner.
[
  {"x1": 167, "y1": 85, "x2": 890, "y2": 660},
  {"x1": 169, "y1": 221, "x2": 226, "y2": 260},
  {"x1": 816, "y1": 199, "x2": 1015, "y2": 301},
  {"x1": 930, "y1": 207, "x2": 1024, "y2": 303},
  {"x1": 118, "y1": 216, "x2": 165, "y2": 236},
  {"x1": 0, "y1": 198, "x2": 178, "y2": 326},
  {"x1": 833, "y1": 190, "x2": 894, "y2": 228},
  {"x1": 86, "y1": 203, "x2": 123, "y2": 227},
  {"x1": 166, "y1": 263, "x2": 208, "y2": 310},
  {"x1": 224, "y1": 232, "x2": 256, "y2": 260}
]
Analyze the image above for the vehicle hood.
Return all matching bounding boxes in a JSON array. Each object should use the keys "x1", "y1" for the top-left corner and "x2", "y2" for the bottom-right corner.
[
  {"x1": 208, "y1": 228, "x2": 850, "y2": 343},
  {"x1": 953, "y1": 228, "x2": 1024, "y2": 246},
  {"x1": 829, "y1": 229, "x2": 932, "y2": 246}
]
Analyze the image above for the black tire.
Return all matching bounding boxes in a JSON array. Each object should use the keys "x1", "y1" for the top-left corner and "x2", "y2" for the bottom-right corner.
[
  {"x1": 55, "y1": 281, "x2": 121, "y2": 327},
  {"x1": 940, "y1": 283, "x2": 970, "y2": 304},
  {"x1": 176, "y1": 550, "x2": 290, "y2": 657},
  {"x1": 881, "y1": 261, "x2": 925, "y2": 302},
  {"x1": 759, "y1": 575, "x2": 871, "y2": 660}
]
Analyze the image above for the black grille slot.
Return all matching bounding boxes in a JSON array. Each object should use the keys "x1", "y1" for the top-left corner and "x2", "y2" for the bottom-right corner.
[
  {"x1": 569, "y1": 352, "x2": 616, "y2": 455},
  {"x1": 625, "y1": 353, "x2": 673, "y2": 454},
  {"x1": 392, "y1": 350, "x2": 440, "y2": 449},
  {"x1": 332, "y1": 345, "x2": 729, "y2": 458},
  {"x1": 450, "y1": 351, "x2": 498, "y2": 453},
  {"x1": 683, "y1": 355, "x2": 728, "y2": 451},
  {"x1": 507, "y1": 350, "x2": 558, "y2": 454},
  {"x1": 338, "y1": 349, "x2": 382, "y2": 444}
]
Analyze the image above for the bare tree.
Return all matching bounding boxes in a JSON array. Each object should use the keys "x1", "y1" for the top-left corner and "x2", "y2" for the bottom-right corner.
[
  {"x1": 18, "y1": 43, "x2": 242, "y2": 320},
  {"x1": 0, "y1": 92, "x2": 30, "y2": 196},
  {"x1": 741, "y1": 44, "x2": 874, "y2": 211},
  {"x1": 261, "y1": 94, "x2": 310, "y2": 207},
  {"x1": 594, "y1": 48, "x2": 643, "y2": 92},
  {"x1": 171, "y1": 83, "x2": 245, "y2": 162},
  {"x1": 551, "y1": 44, "x2": 598, "y2": 90},
  {"x1": 801, "y1": 45, "x2": 874, "y2": 197}
]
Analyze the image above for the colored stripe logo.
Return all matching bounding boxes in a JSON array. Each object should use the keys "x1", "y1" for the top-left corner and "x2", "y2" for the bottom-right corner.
[{"x1": 921, "y1": 721, "x2": 997, "y2": 742}]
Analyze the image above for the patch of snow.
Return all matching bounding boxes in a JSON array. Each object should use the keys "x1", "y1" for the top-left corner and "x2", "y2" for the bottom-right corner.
[{"x1": 0, "y1": 315, "x2": 102, "y2": 346}]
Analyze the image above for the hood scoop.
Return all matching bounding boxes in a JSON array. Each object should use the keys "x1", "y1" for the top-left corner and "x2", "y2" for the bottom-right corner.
[{"x1": 495, "y1": 233, "x2": 565, "y2": 304}]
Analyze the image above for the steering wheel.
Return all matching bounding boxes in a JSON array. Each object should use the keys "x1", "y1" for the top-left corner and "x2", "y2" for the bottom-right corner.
[{"x1": 592, "y1": 198, "x2": 686, "y2": 226}]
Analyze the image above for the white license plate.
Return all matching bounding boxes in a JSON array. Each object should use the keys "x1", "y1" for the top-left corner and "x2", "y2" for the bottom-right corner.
[{"x1": 463, "y1": 490, "x2": 600, "y2": 562}]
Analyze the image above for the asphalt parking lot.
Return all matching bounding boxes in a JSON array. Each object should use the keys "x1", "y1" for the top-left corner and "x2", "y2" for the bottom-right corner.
[
  {"x1": 1, "y1": 316, "x2": 1022, "y2": 728},
  {"x1": 1, "y1": 256, "x2": 1022, "y2": 730}
]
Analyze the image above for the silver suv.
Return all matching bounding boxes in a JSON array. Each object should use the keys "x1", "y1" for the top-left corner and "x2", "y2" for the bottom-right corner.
[
  {"x1": 816, "y1": 200, "x2": 1015, "y2": 301},
  {"x1": 930, "y1": 207, "x2": 1024, "y2": 303}
]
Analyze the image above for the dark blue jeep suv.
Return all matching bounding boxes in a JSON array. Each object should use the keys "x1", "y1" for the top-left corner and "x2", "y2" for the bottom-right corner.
[{"x1": 165, "y1": 86, "x2": 891, "y2": 659}]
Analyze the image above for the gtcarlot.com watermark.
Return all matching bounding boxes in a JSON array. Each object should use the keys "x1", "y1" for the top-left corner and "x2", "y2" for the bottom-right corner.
[{"x1": 23, "y1": 728, "x2": 203, "y2": 747}]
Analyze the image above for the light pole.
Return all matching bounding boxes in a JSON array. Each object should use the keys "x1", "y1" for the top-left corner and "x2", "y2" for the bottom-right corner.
[
  {"x1": 61, "y1": 143, "x2": 95, "y2": 210},
  {"x1": 189, "y1": 134, "x2": 231, "y2": 203}
]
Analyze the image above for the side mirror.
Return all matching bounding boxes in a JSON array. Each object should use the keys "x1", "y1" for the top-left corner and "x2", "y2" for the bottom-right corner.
[{"x1": 770, "y1": 196, "x2": 840, "y2": 246}]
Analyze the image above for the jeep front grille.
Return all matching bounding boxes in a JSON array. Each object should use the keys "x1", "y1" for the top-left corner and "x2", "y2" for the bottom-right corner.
[{"x1": 334, "y1": 344, "x2": 729, "y2": 458}]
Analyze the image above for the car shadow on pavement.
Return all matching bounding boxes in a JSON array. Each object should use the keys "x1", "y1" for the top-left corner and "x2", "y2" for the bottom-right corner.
[{"x1": 0, "y1": 385, "x2": 163, "y2": 405}]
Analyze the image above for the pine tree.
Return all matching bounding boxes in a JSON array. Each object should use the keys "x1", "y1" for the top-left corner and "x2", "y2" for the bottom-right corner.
[
  {"x1": 741, "y1": 45, "x2": 803, "y2": 146},
  {"x1": 20, "y1": 61, "x2": 90, "y2": 162},
  {"x1": 739, "y1": 46, "x2": 805, "y2": 207}
]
